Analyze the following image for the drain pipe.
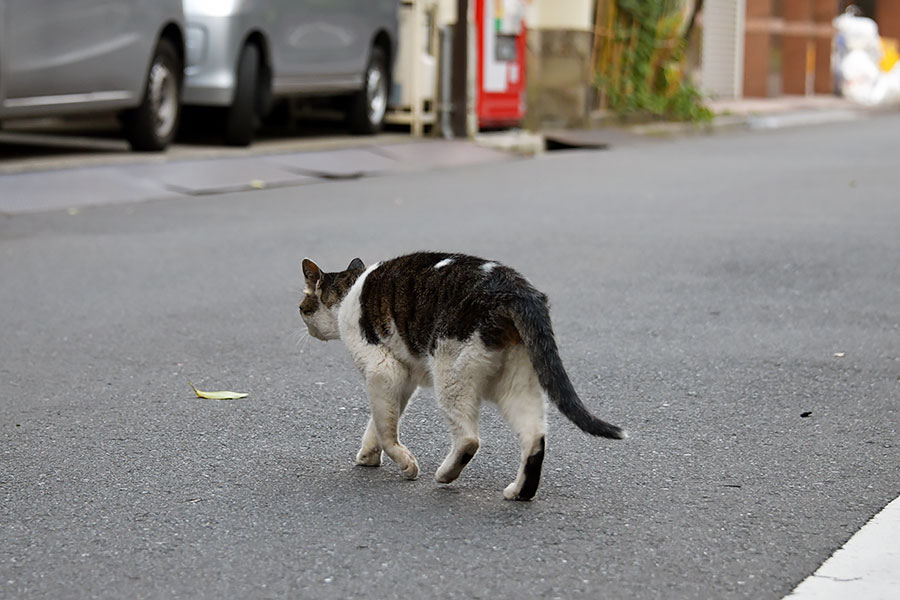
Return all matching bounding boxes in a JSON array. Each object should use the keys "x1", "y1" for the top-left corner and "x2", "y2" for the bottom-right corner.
[
  {"x1": 450, "y1": 0, "x2": 469, "y2": 138},
  {"x1": 440, "y1": 25, "x2": 453, "y2": 138}
]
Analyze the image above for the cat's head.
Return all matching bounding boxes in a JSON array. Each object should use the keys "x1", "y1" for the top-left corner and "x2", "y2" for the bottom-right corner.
[{"x1": 299, "y1": 257, "x2": 366, "y2": 341}]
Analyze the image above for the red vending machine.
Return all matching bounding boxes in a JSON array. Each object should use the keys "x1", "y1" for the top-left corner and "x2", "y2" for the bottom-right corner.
[{"x1": 475, "y1": 0, "x2": 527, "y2": 128}]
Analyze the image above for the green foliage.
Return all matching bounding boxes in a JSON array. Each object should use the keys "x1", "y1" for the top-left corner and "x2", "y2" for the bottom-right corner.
[{"x1": 596, "y1": 0, "x2": 712, "y2": 123}]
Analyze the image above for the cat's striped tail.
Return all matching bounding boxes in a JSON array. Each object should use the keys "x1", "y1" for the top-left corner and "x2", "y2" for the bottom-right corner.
[{"x1": 508, "y1": 294, "x2": 627, "y2": 440}]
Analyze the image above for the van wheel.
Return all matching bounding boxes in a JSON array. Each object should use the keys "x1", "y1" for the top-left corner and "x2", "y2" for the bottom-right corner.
[
  {"x1": 123, "y1": 38, "x2": 182, "y2": 152},
  {"x1": 347, "y1": 46, "x2": 389, "y2": 135},
  {"x1": 225, "y1": 44, "x2": 261, "y2": 146}
]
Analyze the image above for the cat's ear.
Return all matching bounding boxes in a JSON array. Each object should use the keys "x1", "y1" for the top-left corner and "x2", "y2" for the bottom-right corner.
[
  {"x1": 302, "y1": 258, "x2": 322, "y2": 284},
  {"x1": 347, "y1": 258, "x2": 365, "y2": 271}
]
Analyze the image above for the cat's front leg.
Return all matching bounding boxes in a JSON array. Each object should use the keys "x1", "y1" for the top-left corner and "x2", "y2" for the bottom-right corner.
[
  {"x1": 367, "y1": 366, "x2": 419, "y2": 480},
  {"x1": 356, "y1": 417, "x2": 382, "y2": 466},
  {"x1": 356, "y1": 381, "x2": 416, "y2": 467}
]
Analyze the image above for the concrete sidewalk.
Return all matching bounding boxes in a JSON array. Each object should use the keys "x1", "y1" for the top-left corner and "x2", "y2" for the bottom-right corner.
[
  {"x1": 707, "y1": 94, "x2": 883, "y2": 129},
  {"x1": 479, "y1": 94, "x2": 885, "y2": 152},
  {"x1": 0, "y1": 94, "x2": 891, "y2": 216},
  {"x1": 0, "y1": 140, "x2": 516, "y2": 216},
  {"x1": 624, "y1": 94, "x2": 880, "y2": 136}
]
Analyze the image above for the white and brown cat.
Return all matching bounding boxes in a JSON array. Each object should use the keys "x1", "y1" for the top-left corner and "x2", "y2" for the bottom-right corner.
[{"x1": 299, "y1": 252, "x2": 626, "y2": 500}]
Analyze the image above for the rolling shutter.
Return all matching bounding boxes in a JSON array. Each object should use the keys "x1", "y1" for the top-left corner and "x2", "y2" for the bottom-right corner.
[{"x1": 701, "y1": 0, "x2": 746, "y2": 98}]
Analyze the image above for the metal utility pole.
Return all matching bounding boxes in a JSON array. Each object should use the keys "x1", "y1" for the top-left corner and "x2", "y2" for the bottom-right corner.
[{"x1": 451, "y1": 0, "x2": 469, "y2": 137}]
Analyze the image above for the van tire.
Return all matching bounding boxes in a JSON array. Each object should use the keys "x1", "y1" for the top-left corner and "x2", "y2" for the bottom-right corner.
[
  {"x1": 224, "y1": 44, "x2": 261, "y2": 146},
  {"x1": 123, "y1": 38, "x2": 182, "y2": 152},
  {"x1": 347, "y1": 46, "x2": 389, "y2": 135}
]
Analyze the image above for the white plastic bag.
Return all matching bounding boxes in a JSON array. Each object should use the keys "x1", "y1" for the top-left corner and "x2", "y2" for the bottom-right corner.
[
  {"x1": 832, "y1": 11, "x2": 900, "y2": 105},
  {"x1": 870, "y1": 64, "x2": 900, "y2": 105},
  {"x1": 840, "y1": 48, "x2": 881, "y2": 104}
]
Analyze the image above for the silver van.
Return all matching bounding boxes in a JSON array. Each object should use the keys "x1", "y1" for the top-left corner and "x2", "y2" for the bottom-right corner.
[
  {"x1": 182, "y1": 0, "x2": 398, "y2": 146},
  {"x1": 0, "y1": 0, "x2": 185, "y2": 151}
]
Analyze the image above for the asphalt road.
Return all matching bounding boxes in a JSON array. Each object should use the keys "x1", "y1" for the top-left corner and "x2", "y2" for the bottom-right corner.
[{"x1": 2, "y1": 115, "x2": 899, "y2": 600}]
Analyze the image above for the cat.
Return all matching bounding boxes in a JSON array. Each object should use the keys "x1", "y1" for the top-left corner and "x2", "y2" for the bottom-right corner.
[{"x1": 299, "y1": 252, "x2": 626, "y2": 500}]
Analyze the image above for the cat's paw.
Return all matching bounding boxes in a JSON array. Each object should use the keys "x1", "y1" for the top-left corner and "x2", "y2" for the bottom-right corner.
[
  {"x1": 435, "y1": 439, "x2": 479, "y2": 484},
  {"x1": 400, "y1": 456, "x2": 419, "y2": 480},
  {"x1": 503, "y1": 482, "x2": 534, "y2": 501},
  {"x1": 434, "y1": 459, "x2": 464, "y2": 484},
  {"x1": 434, "y1": 468, "x2": 455, "y2": 485},
  {"x1": 356, "y1": 447, "x2": 382, "y2": 467}
]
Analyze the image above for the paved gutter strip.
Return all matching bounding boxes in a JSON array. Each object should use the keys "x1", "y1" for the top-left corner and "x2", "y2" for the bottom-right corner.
[{"x1": 747, "y1": 109, "x2": 864, "y2": 130}]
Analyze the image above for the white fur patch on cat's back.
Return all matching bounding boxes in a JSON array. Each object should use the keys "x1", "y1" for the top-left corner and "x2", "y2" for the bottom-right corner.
[
  {"x1": 338, "y1": 261, "x2": 380, "y2": 345},
  {"x1": 434, "y1": 257, "x2": 455, "y2": 269},
  {"x1": 480, "y1": 261, "x2": 499, "y2": 273}
]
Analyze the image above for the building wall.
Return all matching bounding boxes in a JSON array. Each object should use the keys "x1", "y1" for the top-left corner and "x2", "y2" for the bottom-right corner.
[
  {"x1": 741, "y1": 0, "x2": 840, "y2": 98},
  {"x1": 526, "y1": 0, "x2": 593, "y2": 30},
  {"x1": 436, "y1": 0, "x2": 593, "y2": 30},
  {"x1": 743, "y1": 0, "x2": 773, "y2": 97},
  {"x1": 877, "y1": 0, "x2": 900, "y2": 40}
]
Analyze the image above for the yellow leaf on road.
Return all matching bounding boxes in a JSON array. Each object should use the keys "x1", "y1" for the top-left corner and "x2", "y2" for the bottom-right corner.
[{"x1": 189, "y1": 382, "x2": 248, "y2": 400}]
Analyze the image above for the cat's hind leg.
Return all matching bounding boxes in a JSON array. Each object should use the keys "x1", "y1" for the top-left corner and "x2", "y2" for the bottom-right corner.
[
  {"x1": 356, "y1": 382, "x2": 416, "y2": 467},
  {"x1": 432, "y1": 341, "x2": 485, "y2": 485},
  {"x1": 366, "y1": 360, "x2": 419, "y2": 480},
  {"x1": 492, "y1": 348, "x2": 548, "y2": 501},
  {"x1": 503, "y1": 432, "x2": 545, "y2": 501},
  {"x1": 433, "y1": 398, "x2": 480, "y2": 485}
]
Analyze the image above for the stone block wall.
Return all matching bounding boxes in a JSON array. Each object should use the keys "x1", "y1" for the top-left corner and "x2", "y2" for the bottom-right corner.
[{"x1": 524, "y1": 28, "x2": 594, "y2": 129}]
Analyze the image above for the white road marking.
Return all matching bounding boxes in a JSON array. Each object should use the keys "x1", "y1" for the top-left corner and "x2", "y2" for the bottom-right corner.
[{"x1": 784, "y1": 494, "x2": 900, "y2": 600}]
